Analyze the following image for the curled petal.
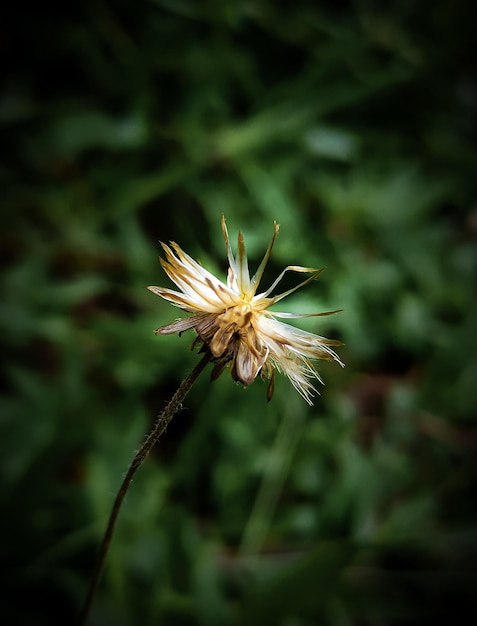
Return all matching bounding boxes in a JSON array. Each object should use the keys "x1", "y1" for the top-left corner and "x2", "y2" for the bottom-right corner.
[
  {"x1": 258, "y1": 266, "x2": 325, "y2": 302},
  {"x1": 250, "y1": 221, "x2": 280, "y2": 295},
  {"x1": 232, "y1": 340, "x2": 266, "y2": 386},
  {"x1": 210, "y1": 324, "x2": 236, "y2": 358}
]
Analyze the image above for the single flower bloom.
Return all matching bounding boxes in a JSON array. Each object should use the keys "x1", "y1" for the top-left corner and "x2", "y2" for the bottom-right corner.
[{"x1": 148, "y1": 216, "x2": 344, "y2": 404}]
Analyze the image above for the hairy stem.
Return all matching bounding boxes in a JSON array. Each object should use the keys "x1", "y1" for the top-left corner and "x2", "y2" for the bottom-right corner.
[{"x1": 78, "y1": 351, "x2": 212, "y2": 626}]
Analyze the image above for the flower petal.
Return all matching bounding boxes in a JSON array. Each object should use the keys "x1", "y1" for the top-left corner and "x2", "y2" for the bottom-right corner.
[
  {"x1": 157, "y1": 242, "x2": 239, "y2": 311},
  {"x1": 210, "y1": 324, "x2": 236, "y2": 358},
  {"x1": 254, "y1": 266, "x2": 324, "y2": 303},
  {"x1": 154, "y1": 317, "x2": 200, "y2": 335},
  {"x1": 233, "y1": 339, "x2": 265, "y2": 386},
  {"x1": 270, "y1": 309, "x2": 343, "y2": 319},
  {"x1": 147, "y1": 285, "x2": 204, "y2": 311},
  {"x1": 221, "y1": 215, "x2": 239, "y2": 291},
  {"x1": 250, "y1": 221, "x2": 280, "y2": 296}
]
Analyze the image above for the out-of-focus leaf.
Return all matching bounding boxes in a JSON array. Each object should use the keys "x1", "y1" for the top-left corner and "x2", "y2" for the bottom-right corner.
[{"x1": 238, "y1": 542, "x2": 354, "y2": 625}]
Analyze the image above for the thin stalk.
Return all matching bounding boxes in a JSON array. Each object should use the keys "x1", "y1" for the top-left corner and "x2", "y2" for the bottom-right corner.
[{"x1": 78, "y1": 351, "x2": 212, "y2": 626}]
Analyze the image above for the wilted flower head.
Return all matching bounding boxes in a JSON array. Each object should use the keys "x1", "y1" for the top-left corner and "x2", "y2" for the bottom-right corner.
[{"x1": 148, "y1": 216, "x2": 343, "y2": 404}]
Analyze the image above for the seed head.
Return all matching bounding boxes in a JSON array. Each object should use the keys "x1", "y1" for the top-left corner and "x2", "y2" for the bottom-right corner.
[{"x1": 148, "y1": 216, "x2": 343, "y2": 404}]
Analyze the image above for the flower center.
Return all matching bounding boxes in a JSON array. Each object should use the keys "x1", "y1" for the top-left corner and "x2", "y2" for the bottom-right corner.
[{"x1": 220, "y1": 304, "x2": 253, "y2": 330}]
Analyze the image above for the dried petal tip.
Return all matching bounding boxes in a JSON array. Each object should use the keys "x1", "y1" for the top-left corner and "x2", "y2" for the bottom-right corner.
[{"x1": 148, "y1": 217, "x2": 343, "y2": 404}]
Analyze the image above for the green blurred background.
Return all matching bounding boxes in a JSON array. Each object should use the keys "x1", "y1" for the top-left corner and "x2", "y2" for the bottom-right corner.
[{"x1": 1, "y1": 1, "x2": 476, "y2": 624}]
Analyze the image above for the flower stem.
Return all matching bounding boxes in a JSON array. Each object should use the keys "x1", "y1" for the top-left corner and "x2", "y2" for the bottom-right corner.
[{"x1": 78, "y1": 351, "x2": 212, "y2": 626}]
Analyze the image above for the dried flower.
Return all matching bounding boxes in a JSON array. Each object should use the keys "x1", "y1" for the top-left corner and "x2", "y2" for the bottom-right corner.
[{"x1": 148, "y1": 216, "x2": 343, "y2": 404}]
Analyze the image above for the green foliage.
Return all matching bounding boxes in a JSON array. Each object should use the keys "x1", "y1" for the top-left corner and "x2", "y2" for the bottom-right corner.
[{"x1": 1, "y1": 1, "x2": 476, "y2": 624}]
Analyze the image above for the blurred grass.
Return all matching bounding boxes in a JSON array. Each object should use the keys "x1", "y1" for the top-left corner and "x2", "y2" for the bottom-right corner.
[{"x1": 1, "y1": 1, "x2": 476, "y2": 625}]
